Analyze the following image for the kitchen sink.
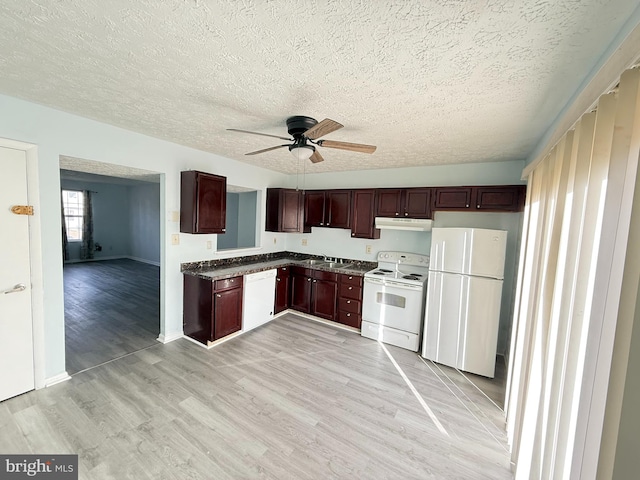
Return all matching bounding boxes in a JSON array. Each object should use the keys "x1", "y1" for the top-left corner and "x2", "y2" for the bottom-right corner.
[
  {"x1": 325, "y1": 262, "x2": 353, "y2": 269},
  {"x1": 300, "y1": 259, "x2": 325, "y2": 265}
]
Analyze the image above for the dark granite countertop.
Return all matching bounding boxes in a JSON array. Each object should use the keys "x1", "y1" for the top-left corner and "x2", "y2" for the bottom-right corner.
[{"x1": 181, "y1": 251, "x2": 375, "y2": 281}]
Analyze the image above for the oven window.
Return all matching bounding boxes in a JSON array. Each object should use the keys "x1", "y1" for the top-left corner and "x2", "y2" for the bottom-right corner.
[{"x1": 376, "y1": 292, "x2": 406, "y2": 309}]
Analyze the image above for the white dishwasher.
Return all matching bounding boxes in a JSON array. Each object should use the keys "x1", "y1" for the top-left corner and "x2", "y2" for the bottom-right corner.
[{"x1": 242, "y1": 269, "x2": 277, "y2": 333}]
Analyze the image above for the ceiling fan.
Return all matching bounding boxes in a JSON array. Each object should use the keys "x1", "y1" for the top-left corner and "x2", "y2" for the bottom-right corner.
[{"x1": 227, "y1": 116, "x2": 376, "y2": 163}]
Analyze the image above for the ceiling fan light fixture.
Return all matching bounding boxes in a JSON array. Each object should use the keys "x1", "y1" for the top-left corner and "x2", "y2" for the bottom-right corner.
[{"x1": 289, "y1": 144, "x2": 315, "y2": 161}]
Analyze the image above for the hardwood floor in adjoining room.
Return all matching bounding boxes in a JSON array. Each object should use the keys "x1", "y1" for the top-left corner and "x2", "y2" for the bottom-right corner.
[
  {"x1": 2, "y1": 314, "x2": 512, "y2": 479},
  {"x1": 63, "y1": 259, "x2": 160, "y2": 375}
]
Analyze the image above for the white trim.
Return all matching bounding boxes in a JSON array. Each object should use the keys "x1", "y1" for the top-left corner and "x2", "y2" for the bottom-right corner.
[
  {"x1": 63, "y1": 255, "x2": 160, "y2": 266},
  {"x1": 157, "y1": 331, "x2": 183, "y2": 344},
  {"x1": 127, "y1": 256, "x2": 161, "y2": 267},
  {"x1": 44, "y1": 371, "x2": 71, "y2": 387}
]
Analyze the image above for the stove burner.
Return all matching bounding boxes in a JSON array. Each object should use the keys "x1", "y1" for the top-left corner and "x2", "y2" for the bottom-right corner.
[
  {"x1": 402, "y1": 275, "x2": 421, "y2": 280},
  {"x1": 373, "y1": 271, "x2": 387, "y2": 275},
  {"x1": 407, "y1": 273, "x2": 423, "y2": 277},
  {"x1": 378, "y1": 269, "x2": 393, "y2": 273}
]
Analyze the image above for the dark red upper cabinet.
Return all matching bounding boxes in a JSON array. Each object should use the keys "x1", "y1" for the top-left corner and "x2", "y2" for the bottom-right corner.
[
  {"x1": 376, "y1": 188, "x2": 432, "y2": 219},
  {"x1": 432, "y1": 187, "x2": 474, "y2": 210},
  {"x1": 326, "y1": 190, "x2": 351, "y2": 228},
  {"x1": 266, "y1": 188, "x2": 305, "y2": 233},
  {"x1": 303, "y1": 189, "x2": 351, "y2": 229},
  {"x1": 376, "y1": 189, "x2": 404, "y2": 217},
  {"x1": 351, "y1": 189, "x2": 380, "y2": 239},
  {"x1": 403, "y1": 188, "x2": 432, "y2": 218},
  {"x1": 474, "y1": 186, "x2": 526, "y2": 211},
  {"x1": 432, "y1": 185, "x2": 525, "y2": 212},
  {"x1": 180, "y1": 170, "x2": 227, "y2": 234},
  {"x1": 304, "y1": 191, "x2": 326, "y2": 227}
]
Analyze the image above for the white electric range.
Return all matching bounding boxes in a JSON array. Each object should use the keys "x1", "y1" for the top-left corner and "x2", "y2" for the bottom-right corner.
[{"x1": 361, "y1": 251, "x2": 430, "y2": 351}]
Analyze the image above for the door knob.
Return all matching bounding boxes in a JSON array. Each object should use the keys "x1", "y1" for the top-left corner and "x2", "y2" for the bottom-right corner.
[{"x1": 3, "y1": 283, "x2": 26, "y2": 294}]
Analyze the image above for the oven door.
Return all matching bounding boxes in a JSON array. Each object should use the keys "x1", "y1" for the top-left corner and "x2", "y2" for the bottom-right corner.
[{"x1": 362, "y1": 277, "x2": 425, "y2": 333}]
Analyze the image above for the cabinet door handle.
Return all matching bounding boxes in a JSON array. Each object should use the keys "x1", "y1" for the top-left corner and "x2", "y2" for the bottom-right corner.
[
  {"x1": 313, "y1": 279, "x2": 317, "y2": 283},
  {"x1": 348, "y1": 286, "x2": 353, "y2": 290},
  {"x1": 320, "y1": 223, "x2": 324, "y2": 225},
  {"x1": 405, "y1": 212, "x2": 408, "y2": 216},
  {"x1": 466, "y1": 204, "x2": 469, "y2": 207},
  {"x1": 395, "y1": 212, "x2": 399, "y2": 216},
  {"x1": 348, "y1": 276, "x2": 353, "y2": 280},
  {"x1": 216, "y1": 294, "x2": 221, "y2": 298},
  {"x1": 346, "y1": 313, "x2": 351, "y2": 317},
  {"x1": 307, "y1": 278, "x2": 311, "y2": 282},
  {"x1": 477, "y1": 204, "x2": 480, "y2": 208},
  {"x1": 346, "y1": 300, "x2": 351, "y2": 304},
  {"x1": 276, "y1": 278, "x2": 281, "y2": 282}
]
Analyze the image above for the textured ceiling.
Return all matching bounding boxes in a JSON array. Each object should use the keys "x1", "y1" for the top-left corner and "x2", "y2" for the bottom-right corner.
[
  {"x1": 0, "y1": 1, "x2": 637, "y2": 174},
  {"x1": 60, "y1": 156, "x2": 161, "y2": 184}
]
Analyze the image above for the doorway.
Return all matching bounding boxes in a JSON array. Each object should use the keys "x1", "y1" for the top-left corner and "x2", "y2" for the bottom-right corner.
[{"x1": 59, "y1": 157, "x2": 162, "y2": 374}]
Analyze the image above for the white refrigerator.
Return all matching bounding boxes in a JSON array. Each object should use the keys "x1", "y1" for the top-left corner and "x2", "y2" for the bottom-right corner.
[{"x1": 421, "y1": 228, "x2": 507, "y2": 378}]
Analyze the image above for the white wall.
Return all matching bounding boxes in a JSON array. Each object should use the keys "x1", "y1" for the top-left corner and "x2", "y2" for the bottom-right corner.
[{"x1": 0, "y1": 93, "x2": 288, "y2": 382}]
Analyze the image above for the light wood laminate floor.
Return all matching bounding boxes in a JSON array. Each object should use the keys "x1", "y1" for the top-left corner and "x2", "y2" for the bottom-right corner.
[
  {"x1": 1, "y1": 314, "x2": 511, "y2": 479},
  {"x1": 64, "y1": 259, "x2": 160, "y2": 375}
]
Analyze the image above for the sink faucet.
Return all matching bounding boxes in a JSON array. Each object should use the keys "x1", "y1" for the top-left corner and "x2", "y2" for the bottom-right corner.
[{"x1": 322, "y1": 254, "x2": 335, "y2": 262}]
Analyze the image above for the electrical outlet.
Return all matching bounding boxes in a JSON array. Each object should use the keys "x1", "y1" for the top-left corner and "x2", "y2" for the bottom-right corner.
[
  {"x1": 171, "y1": 234, "x2": 180, "y2": 245},
  {"x1": 273, "y1": 237, "x2": 277, "y2": 244},
  {"x1": 366, "y1": 245, "x2": 372, "y2": 254},
  {"x1": 301, "y1": 238, "x2": 308, "y2": 246},
  {"x1": 206, "y1": 240, "x2": 212, "y2": 250}
]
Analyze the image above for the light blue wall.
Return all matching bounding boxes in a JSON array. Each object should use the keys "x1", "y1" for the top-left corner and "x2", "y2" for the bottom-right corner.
[
  {"x1": 129, "y1": 183, "x2": 160, "y2": 264},
  {"x1": 238, "y1": 191, "x2": 257, "y2": 248},
  {"x1": 218, "y1": 193, "x2": 239, "y2": 250},
  {"x1": 60, "y1": 179, "x2": 131, "y2": 261}
]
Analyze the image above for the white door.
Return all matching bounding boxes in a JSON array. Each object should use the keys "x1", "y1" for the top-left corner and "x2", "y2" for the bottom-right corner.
[{"x1": 0, "y1": 146, "x2": 35, "y2": 401}]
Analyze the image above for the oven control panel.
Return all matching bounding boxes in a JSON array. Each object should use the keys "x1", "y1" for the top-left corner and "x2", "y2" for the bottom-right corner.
[{"x1": 377, "y1": 251, "x2": 429, "y2": 267}]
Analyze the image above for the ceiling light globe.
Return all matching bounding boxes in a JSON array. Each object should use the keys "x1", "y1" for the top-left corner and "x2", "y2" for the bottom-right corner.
[{"x1": 290, "y1": 145, "x2": 315, "y2": 161}]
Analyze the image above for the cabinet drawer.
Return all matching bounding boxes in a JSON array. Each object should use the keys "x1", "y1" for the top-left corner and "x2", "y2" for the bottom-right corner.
[
  {"x1": 340, "y1": 273, "x2": 363, "y2": 287},
  {"x1": 214, "y1": 276, "x2": 242, "y2": 291},
  {"x1": 338, "y1": 297, "x2": 361, "y2": 314},
  {"x1": 339, "y1": 283, "x2": 362, "y2": 300},
  {"x1": 337, "y1": 310, "x2": 361, "y2": 328},
  {"x1": 313, "y1": 270, "x2": 338, "y2": 282}
]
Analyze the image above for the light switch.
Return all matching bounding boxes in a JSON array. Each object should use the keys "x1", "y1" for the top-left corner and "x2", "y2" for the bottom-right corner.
[
  {"x1": 171, "y1": 234, "x2": 180, "y2": 245},
  {"x1": 366, "y1": 245, "x2": 372, "y2": 254},
  {"x1": 301, "y1": 238, "x2": 308, "y2": 246},
  {"x1": 206, "y1": 240, "x2": 212, "y2": 249},
  {"x1": 171, "y1": 211, "x2": 180, "y2": 222}
]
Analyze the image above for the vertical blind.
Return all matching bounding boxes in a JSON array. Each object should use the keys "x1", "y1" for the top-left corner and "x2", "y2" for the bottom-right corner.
[{"x1": 506, "y1": 67, "x2": 640, "y2": 479}]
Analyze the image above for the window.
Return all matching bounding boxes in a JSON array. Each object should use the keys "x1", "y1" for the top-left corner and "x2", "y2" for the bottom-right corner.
[{"x1": 62, "y1": 190, "x2": 84, "y2": 241}]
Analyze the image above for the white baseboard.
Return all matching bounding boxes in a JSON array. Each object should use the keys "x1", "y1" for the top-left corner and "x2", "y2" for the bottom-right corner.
[
  {"x1": 64, "y1": 255, "x2": 160, "y2": 266},
  {"x1": 127, "y1": 256, "x2": 161, "y2": 267},
  {"x1": 45, "y1": 372, "x2": 71, "y2": 387},
  {"x1": 157, "y1": 331, "x2": 183, "y2": 344},
  {"x1": 276, "y1": 309, "x2": 361, "y2": 334},
  {"x1": 64, "y1": 255, "x2": 127, "y2": 264}
]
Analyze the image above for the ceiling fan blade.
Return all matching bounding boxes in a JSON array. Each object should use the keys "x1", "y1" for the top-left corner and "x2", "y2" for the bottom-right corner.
[
  {"x1": 245, "y1": 145, "x2": 290, "y2": 156},
  {"x1": 227, "y1": 128, "x2": 292, "y2": 141},
  {"x1": 318, "y1": 139, "x2": 377, "y2": 154},
  {"x1": 303, "y1": 118, "x2": 343, "y2": 140},
  {"x1": 309, "y1": 150, "x2": 324, "y2": 163}
]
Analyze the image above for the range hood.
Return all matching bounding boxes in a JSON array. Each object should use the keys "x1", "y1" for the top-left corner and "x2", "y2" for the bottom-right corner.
[{"x1": 375, "y1": 217, "x2": 433, "y2": 231}]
